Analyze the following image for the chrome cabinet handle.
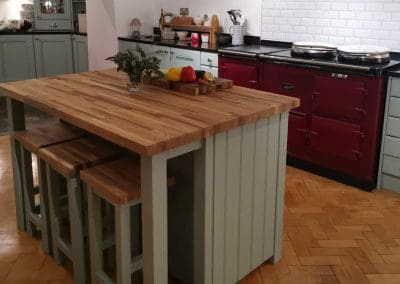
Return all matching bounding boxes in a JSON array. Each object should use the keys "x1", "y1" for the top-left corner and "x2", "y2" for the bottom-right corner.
[
  {"x1": 36, "y1": 16, "x2": 41, "y2": 19},
  {"x1": 207, "y1": 58, "x2": 212, "y2": 62},
  {"x1": 155, "y1": 50, "x2": 168, "y2": 55},
  {"x1": 249, "y1": 80, "x2": 257, "y2": 84},
  {"x1": 49, "y1": 22, "x2": 58, "y2": 28},
  {"x1": 177, "y1": 56, "x2": 193, "y2": 61},
  {"x1": 282, "y1": 83, "x2": 294, "y2": 92}
]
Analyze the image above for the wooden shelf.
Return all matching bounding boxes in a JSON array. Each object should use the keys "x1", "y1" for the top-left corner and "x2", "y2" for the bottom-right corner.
[{"x1": 163, "y1": 24, "x2": 212, "y2": 33}]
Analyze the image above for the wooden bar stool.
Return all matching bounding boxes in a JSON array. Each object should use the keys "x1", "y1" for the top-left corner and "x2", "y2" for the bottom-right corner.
[
  {"x1": 80, "y1": 157, "x2": 175, "y2": 284},
  {"x1": 38, "y1": 137, "x2": 121, "y2": 284},
  {"x1": 15, "y1": 123, "x2": 85, "y2": 254}
]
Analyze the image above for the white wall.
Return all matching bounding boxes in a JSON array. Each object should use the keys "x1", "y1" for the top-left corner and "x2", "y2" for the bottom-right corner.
[
  {"x1": 261, "y1": 0, "x2": 400, "y2": 51},
  {"x1": 115, "y1": 0, "x2": 154, "y2": 36},
  {"x1": 86, "y1": 0, "x2": 118, "y2": 71},
  {"x1": 0, "y1": 0, "x2": 33, "y2": 19},
  {"x1": 152, "y1": 0, "x2": 263, "y2": 36}
]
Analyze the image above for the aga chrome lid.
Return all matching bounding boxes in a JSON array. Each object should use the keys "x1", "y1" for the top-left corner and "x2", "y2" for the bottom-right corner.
[
  {"x1": 292, "y1": 41, "x2": 338, "y2": 51},
  {"x1": 338, "y1": 45, "x2": 390, "y2": 57}
]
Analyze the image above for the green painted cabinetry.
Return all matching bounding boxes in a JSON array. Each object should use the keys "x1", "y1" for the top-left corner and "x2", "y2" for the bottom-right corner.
[
  {"x1": 34, "y1": 34, "x2": 73, "y2": 77},
  {"x1": 72, "y1": 35, "x2": 88, "y2": 72},
  {"x1": 34, "y1": 0, "x2": 73, "y2": 30},
  {"x1": 0, "y1": 35, "x2": 36, "y2": 83}
]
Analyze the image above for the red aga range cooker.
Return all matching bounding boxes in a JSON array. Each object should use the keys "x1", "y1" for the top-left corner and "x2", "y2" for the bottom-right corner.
[{"x1": 219, "y1": 43, "x2": 400, "y2": 190}]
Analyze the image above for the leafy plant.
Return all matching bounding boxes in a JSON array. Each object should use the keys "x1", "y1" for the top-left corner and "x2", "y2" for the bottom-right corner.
[{"x1": 106, "y1": 45, "x2": 163, "y2": 83}]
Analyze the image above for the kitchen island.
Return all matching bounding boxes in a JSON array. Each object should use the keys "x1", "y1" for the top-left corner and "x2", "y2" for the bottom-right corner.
[{"x1": 0, "y1": 69, "x2": 299, "y2": 284}]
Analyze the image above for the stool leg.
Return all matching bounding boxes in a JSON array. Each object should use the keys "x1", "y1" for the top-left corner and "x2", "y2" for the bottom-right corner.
[
  {"x1": 87, "y1": 187, "x2": 103, "y2": 284},
  {"x1": 20, "y1": 145, "x2": 36, "y2": 236},
  {"x1": 67, "y1": 177, "x2": 86, "y2": 284},
  {"x1": 37, "y1": 157, "x2": 52, "y2": 255},
  {"x1": 46, "y1": 165, "x2": 64, "y2": 264},
  {"x1": 115, "y1": 204, "x2": 131, "y2": 284},
  {"x1": 104, "y1": 202, "x2": 115, "y2": 271}
]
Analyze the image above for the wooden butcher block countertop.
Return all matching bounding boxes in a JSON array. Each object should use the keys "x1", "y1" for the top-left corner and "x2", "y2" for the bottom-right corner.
[{"x1": 0, "y1": 69, "x2": 299, "y2": 156}]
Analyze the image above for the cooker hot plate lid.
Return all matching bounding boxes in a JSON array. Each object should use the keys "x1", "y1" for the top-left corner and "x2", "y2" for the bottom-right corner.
[{"x1": 338, "y1": 45, "x2": 390, "y2": 57}]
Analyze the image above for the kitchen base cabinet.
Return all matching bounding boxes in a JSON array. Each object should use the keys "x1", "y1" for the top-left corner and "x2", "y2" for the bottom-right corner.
[
  {"x1": 171, "y1": 48, "x2": 201, "y2": 70},
  {"x1": 150, "y1": 45, "x2": 171, "y2": 70},
  {"x1": 287, "y1": 112, "x2": 308, "y2": 159},
  {"x1": 0, "y1": 35, "x2": 36, "y2": 83},
  {"x1": 34, "y1": 34, "x2": 73, "y2": 78},
  {"x1": 378, "y1": 77, "x2": 400, "y2": 192},
  {"x1": 261, "y1": 62, "x2": 387, "y2": 189},
  {"x1": 219, "y1": 56, "x2": 259, "y2": 89},
  {"x1": 72, "y1": 35, "x2": 88, "y2": 72}
]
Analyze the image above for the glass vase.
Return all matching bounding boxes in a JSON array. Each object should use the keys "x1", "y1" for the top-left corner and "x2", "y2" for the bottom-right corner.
[{"x1": 126, "y1": 74, "x2": 143, "y2": 92}]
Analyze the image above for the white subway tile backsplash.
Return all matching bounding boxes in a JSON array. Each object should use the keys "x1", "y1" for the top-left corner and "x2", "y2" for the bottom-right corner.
[{"x1": 261, "y1": 0, "x2": 400, "y2": 50}]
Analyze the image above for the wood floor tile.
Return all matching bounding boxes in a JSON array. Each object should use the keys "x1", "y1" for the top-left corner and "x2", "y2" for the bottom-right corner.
[
  {"x1": 1, "y1": 135, "x2": 400, "y2": 283},
  {"x1": 366, "y1": 274, "x2": 400, "y2": 284}
]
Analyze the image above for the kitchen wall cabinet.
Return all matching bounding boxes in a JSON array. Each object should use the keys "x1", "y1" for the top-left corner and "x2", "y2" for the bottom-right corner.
[
  {"x1": 218, "y1": 56, "x2": 260, "y2": 89},
  {"x1": 34, "y1": 34, "x2": 73, "y2": 78},
  {"x1": 34, "y1": 0, "x2": 73, "y2": 30},
  {"x1": 170, "y1": 48, "x2": 201, "y2": 70},
  {"x1": 378, "y1": 77, "x2": 400, "y2": 193},
  {"x1": 0, "y1": 35, "x2": 36, "y2": 83},
  {"x1": 72, "y1": 35, "x2": 88, "y2": 72}
]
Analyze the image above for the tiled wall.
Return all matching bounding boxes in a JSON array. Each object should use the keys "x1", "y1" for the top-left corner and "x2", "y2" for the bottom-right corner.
[{"x1": 261, "y1": 0, "x2": 400, "y2": 50}]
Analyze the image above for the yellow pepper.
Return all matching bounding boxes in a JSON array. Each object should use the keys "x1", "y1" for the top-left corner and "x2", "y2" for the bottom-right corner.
[{"x1": 166, "y1": 67, "x2": 182, "y2": 82}]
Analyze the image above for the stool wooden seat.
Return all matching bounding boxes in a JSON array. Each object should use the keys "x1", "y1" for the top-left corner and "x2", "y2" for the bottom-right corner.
[
  {"x1": 80, "y1": 157, "x2": 175, "y2": 284},
  {"x1": 39, "y1": 137, "x2": 120, "y2": 178},
  {"x1": 15, "y1": 123, "x2": 85, "y2": 154},
  {"x1": 39, "y1": 137, "x2": 121, "y2": 284},
  {"x1": 14, "y1": 123, "x2": 85, "y2": 254}
]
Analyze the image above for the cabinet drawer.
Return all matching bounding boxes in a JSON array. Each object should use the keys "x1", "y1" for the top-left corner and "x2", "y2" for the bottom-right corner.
[
  {"x1": 381, "y1": 174, "x2": 400, "y2": 193},
  {"x1": 35, "y1": 20, "x2": 72, "y2": 30},
  {"x1": 387, "y1": 117, "x2": 400, "y2": 138},
  {"x1": 200, "y1": 65, "x2": 218, "y2": 77},
  {"x1": 389, "y1": 97, "x2": 400, "y2": 118},
  {"x1": 200, "y1": 52, "x2": 218, "y2": 67},
  {"x1": 383, "y1": 136, "x2": 400, "y2": 158},
  {"x1": 391, "y1": 78, "x2": 400, "y2": 98},
  {"x1": 382, "y1": 155, "x2": 400, "y2": 178}
]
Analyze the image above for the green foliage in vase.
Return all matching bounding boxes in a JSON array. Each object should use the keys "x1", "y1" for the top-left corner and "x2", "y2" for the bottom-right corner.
[{"x1": 106, "y1": 45, "x2": 163, "y2": 82}]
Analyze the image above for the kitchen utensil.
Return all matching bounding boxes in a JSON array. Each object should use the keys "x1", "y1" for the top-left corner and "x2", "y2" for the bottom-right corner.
[
  {"x1": 176, "y1": 31, "x2": 189, "y2": 40},
  {"x1": 203, "y1": 14, "x2": 211, "y2": 26},
  {"x1": 162, "y1": 30, "x2": 175, "y2": 40},
  {"x1": 227, "y1": 9, "x2": 242, "y2": 24},
  {"x1": 193, "y1": 16, "x2": 204, "y2": 26},
  {"x1": 229, "y1": 24, "x2": 244, "y2": 45},
  {"x1": 150, "y1": 77, "x2": 233, "y2": 96}
]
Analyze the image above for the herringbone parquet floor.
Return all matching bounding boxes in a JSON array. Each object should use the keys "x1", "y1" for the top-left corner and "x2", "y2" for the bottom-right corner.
[{"x1": 1, "y1": 135, "x2": 400, "y2": 284}]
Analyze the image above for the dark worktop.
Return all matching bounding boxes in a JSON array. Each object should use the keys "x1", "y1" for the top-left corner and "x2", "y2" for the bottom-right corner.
[
  {"x1": 118, "y1": 36, "x2": 219, "y2": 53},
  {"x1": 0, "y1": 30, "x2": 86, "y2": 36},
  {"x1": 389, "y1": 69, "x2": 400, "y2": 78}
]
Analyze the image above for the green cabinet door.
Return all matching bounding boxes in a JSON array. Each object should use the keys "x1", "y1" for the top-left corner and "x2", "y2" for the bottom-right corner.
[
  {"x1": 34, "y1": 0, "x2": 73, "y2": 30},
  {"x1": 0, "y1": 35, "x2": 36, "y2": 83},
  {"x1": 72, "y1": 35, "x2": 88, "y2": 72},
  {"x1": 34, "y1": 34, "x2": 73, "y2": 78}
]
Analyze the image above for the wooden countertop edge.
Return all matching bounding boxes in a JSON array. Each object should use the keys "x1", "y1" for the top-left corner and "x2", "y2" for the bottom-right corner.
[{"x1": 0, "y1": 84, "x2": 299, "y2": 156}]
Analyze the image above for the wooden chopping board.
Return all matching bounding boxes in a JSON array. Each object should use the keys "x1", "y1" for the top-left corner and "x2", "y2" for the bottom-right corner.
[{"x1": 149, "y1": 78, "x2": 233, "y2": 96}]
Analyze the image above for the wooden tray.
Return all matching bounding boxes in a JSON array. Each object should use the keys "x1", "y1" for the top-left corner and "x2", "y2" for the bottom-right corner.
[{"x1": 149, "y1": 78, "x2": 233, "y2": 96}]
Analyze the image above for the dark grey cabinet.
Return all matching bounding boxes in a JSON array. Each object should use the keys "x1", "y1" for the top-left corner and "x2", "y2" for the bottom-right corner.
[
  {"x1": 0, "y1": 35, "x2": 36, "y2": 83},
  {"x1": 34, "y1": 34, "x2": 73, "y2": 77},
  {"x1": 72, "y1": 35, "x2": 88, "y2": 72}
]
